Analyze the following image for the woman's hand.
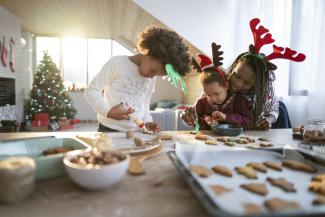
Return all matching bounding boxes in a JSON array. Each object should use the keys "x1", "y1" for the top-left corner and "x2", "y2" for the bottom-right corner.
[
  {"x1": 107, "y1": 103, "x2": 135, "y2": 120},
  {"x1": 257, "y1": 115, "x2": 276, "y2": 130},
  {"x1": 145, "y1": 122, "x2": 161, "y2": 132},
  {"x1": 212, "y1": 111, "x2": 226, "y2": 121},
  {"x1": 180, "y1": 107, "x2": 197, "y2": 127}
]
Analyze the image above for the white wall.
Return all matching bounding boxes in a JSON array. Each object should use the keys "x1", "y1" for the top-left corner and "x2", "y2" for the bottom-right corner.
[
  {"x1": 0, "y1": 5, "x2": 22, "y2": 121},
  {"x1": 69, "y1": 92, "x2": 96, "y2": 121}
]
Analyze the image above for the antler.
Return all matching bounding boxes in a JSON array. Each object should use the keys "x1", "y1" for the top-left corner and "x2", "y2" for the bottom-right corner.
[
  {"x1": 191, "y1": 57, "x2": 202, "y2": 72},
  {"x1": 211, "y1": 43, "x2": 223, "y2": 67},
  {"x1": 250, "y1": 18, "x2": 275, "y2": 53},
  {"x1": 266, "y1": 45, "x2": 306, "y2": 62}
]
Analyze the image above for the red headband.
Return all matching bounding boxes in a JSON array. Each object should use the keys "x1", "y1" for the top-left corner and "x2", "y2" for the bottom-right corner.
[
  {"x1": 191, "y1": 43, "x2": 226, "y2": 82},
  {"x1": 250, "y1": 18, "x2": 306, "y2": 63}
]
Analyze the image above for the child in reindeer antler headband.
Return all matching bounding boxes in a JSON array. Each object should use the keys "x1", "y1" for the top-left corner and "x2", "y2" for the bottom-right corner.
[
  {"x1": 181, "y1": 43, "x2": 253, "y2": 130},
  {"x1": 85, "y1": 26, "x2": 191, "y2": 132},
  {"x1": 226, "y1": 18, "x2": 306, "y2": 129}
]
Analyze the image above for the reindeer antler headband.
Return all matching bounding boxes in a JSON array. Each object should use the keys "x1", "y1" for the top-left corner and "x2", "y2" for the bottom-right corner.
[
  {"x1": 243, "y1": 18, "x2": 306, "y2": 70},
  {"x1": 191, "y1": 42, "x2": 226, "y2": 83}
]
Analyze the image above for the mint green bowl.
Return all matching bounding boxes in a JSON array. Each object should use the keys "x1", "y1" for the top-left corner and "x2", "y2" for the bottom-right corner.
[{"x1": 0, "y1": 137, "x2": 90, "y2": 180}]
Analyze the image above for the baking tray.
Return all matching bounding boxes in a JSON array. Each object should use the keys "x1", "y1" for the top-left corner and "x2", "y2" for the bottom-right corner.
[
  {"x1": 168, "y1": 143, "x2": 325, "y2": 217},
  {"x1": 0, "y1": 137, "x2": 90, "y2": 180}
]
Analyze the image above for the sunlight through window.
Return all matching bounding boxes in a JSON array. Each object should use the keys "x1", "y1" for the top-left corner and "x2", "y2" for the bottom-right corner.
[{"x1": 36, "y1": 37, "x2": 133, "y2": 91}]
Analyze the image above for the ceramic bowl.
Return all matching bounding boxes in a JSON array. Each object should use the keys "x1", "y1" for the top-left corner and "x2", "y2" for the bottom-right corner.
[
  {"x1": 63, "y1": 149, "x2": 129, "y2": 190},
  {"x1": 211, "y1": 123, "x2": 243, "y2": 136}
]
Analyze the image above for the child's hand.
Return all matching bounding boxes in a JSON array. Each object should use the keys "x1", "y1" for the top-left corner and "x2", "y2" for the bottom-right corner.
[
  {"x1": 107, "y1": 103, "x2": 135, "y2": 120},
  {"x1": 257, "y1": 115, "x2": 276, "y2": 130},
  {"x1": 180, "y1": 107, "x2": 197, "y2": 127},
  {"x1": 145, "y1": 122, "x2": 161, "y2": 132},
  {"x1": 204, "y1": 115, "x2": 218, "y2": 125},
  {"x1": 212, "y1": 111, "x2": 226, "y2": 121}
]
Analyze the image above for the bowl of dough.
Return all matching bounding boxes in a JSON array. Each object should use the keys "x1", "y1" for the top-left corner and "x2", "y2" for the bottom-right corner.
[{"x1": 63, "y1": 149, "x2": 130, "y2": 190}]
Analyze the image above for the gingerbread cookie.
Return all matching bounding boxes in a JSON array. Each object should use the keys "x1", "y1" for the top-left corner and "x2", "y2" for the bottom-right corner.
[
  {"x1": 216, "y1": 136, "x2": 229, "y2": 142},
  {"x1": 145, "y1": 137, "x2": 161, "y2": 145},
  {"x1": 212, "y1": 165, "x2": 233, "y2": 177},
  {"x1": 264, "y1": 198, "x2": 300, "y2": 212},
  {"x1": 313, "y1": 196, "x2": 325, "y2": 205},
  {"x1": 309, "y1": 181, "x2": 325, "y2": 195},
  {"x1": 312, "y1": 173, "x2": 325, "y2": 182},
  {"x1": 195, "y1": 133, "x2": 209, "y2": 141},
  {"x1": 266, "y1": 177, "x2": 296, "y2": 192},
  {"x1": 143, "y1": 129, "x2": 154, "y2": 135},
  {"x1": 235, "y1": 166, "x2": 257, "y2": 179},
  {"x1": 189, "y1": 165, "x2": 213, "y2": 177},
  {"x1": 42, "y1": 146, "x2": 73, "y2": 155},
  {"x1": 134, "y1": 137, "x2": 146, "y2": 146},
  {"x1": 126, "y1": 130, "x2": 133, "y2": 139},
  {"x1": 282, "y1": 160, "x2": 317, "y2": 173},
  {"x1": 224, "y1": 141, "x2": 237, "y2": 146},
  {"x1": 235, "y1": 138, "x2": 250, "y2": 144},
  {"x1": 242, "y1": 203, "x2": 262, "y2": 215},
  {"x1": 205, "y1": 140, "x2": 217, "y2": 145},
  {"x1": 247, "y1": 162, "x2": 267, "y2": 173},
  {"x1": 160, "y1": 135, "x2": 173, "y2": 140},
  {"x1": 241, "y1": 183, "x2": 268, "y2": 196},
  {"x1": 263, "y1": 161, "x2": 282, "y2": 171},
  {"x1": 259, "y1": 143, "x2": 274, "y2": 147},
  {"x1": 240, "y1": 136, "x2": 256, "y2": 143},
  {"x1": 210, "y1": 184, "x2": 232, "y2": 196},
  {"x1": 258, "y1": 137, "x2": 270, "y2": 142}
]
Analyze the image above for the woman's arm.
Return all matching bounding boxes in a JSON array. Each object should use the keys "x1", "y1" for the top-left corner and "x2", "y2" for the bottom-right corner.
[{"x1": 225, "y1": 95, "x2": 253, "y2": 130}]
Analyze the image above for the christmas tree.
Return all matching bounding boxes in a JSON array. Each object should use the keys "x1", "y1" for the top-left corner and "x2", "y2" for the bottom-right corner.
[{"x1": 24, "y1": 51, "x2": 76, "y2": 121}]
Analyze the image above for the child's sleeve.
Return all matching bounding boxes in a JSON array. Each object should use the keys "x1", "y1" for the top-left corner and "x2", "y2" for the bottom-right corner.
[
  {"x1": 84, "y1": 59, "x2": 117, "y2": 117},
  {"x1": 195, "y1": 97, "x2": 210, "y2": 130},
  {"x1": 142, "y1": 78, "x2": 156, "y2": 123},
  {"x1": 225, "y1": 96, "x2": 253, "y2": 130}
]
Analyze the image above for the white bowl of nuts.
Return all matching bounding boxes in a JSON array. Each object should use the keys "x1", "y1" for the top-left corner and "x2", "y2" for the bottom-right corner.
[{"x1": 63, "y1": 149, "x2": 129, "y2": 190}]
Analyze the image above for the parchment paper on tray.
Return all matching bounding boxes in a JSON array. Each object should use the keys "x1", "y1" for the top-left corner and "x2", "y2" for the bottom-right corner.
[{"x1": 175, "y1": 142, "x2": 325, "y2": 216}]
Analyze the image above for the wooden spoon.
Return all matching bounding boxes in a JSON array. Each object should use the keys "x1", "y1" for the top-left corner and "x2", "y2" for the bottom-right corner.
[{"x1": 128, "y1": 144, "x2": 162, "y2": 175}]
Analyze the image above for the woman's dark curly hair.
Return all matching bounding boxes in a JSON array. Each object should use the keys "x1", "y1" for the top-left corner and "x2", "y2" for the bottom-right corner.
[
  {"x1": 137, "y1": 26, "x2": 191, "y2": 76},
  {"x1": 226, "y1": 52, "x2": 275, "y2": 128}
]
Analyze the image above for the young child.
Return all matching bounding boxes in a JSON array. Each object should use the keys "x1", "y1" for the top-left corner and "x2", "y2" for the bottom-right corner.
[
  {"x1": 85, "y1": 26, "x2": 191, "y2": 132},
  {"x1": 182, "y1": 43, "x2": 253, "y2": 130},
  {"x1": 226, "y1": 18, "x2": 306, "y2": 129}
]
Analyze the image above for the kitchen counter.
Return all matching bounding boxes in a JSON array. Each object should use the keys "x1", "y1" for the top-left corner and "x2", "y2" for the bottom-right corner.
[{"x1": 0, "y1": 129, "x2": 300, "y2": 217}]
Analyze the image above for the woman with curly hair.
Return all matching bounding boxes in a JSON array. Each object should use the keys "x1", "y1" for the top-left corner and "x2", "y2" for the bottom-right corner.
[{"x1": 85, "y1": 26, "x2": 191, "y2": 132}]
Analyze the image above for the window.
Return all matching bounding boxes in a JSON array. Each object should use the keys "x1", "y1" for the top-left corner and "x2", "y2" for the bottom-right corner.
[
  {"x1": 88, "y1": 39, "x2": 111, "y2": 83},
  {"x1": 36, "y1": 37, "x2": 60, "y2": 67},
  {"x1": 62, "y1": 37, "x2": 87, "y2": 89},
  {"x1": 36, "y1": 37, "x2": 134, "y2": 90}
]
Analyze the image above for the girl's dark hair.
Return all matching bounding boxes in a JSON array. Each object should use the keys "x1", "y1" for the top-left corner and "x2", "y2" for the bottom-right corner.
[
  {"x1": 137, "y1": 26, "x2": 191, "y2": 76},
  {"x1": 199, "y1": 68, "x2": 226, "y2": 87},
  {"x1": 226, "y1": 52, "x2": 275, "y2": 127}
]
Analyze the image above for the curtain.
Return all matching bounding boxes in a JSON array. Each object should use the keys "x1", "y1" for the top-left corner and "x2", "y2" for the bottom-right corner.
[{"x1": 286, "y1": 0, "x2": 325, "y2": 125}]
